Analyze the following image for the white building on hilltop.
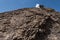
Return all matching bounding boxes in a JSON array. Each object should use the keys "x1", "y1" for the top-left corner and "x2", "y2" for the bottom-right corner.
[
  {"x1": 35, "y1": 4, "x2": 40, "y2": 8},
  {"x1": 35, "y1": 4, "x2": 44, "y2": 9}
]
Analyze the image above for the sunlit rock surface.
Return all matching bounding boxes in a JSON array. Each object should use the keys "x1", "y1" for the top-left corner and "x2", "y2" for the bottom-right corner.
[{"x1": 0, "y1": 6, "x2": 60, "y2": 40}]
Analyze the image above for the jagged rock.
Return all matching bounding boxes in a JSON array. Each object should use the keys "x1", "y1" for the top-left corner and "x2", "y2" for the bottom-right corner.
[{"x1": 0, "y1": 7, "x2": 60, "y2": 40}]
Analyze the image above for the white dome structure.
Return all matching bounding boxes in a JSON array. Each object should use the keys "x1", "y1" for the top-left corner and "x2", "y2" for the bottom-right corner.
[{"x1": 35, "y1": 4, "x2": 40, "y2": 8}]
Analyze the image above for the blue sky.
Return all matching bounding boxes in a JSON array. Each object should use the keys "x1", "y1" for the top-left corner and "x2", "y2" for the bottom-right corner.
[{"x1": 0, "y1": 0, "x2": 60, "y2": 12}]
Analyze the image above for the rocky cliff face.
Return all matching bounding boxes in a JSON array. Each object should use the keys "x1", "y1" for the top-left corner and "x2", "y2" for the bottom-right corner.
[{"x1": 0, "y1": 7, "x2": 60, "y2": 40}]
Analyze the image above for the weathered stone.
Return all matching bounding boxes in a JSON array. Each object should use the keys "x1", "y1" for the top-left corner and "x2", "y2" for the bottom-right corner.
[{"x1": 0, "y1": 7, "x2": 60, "y2": 40}]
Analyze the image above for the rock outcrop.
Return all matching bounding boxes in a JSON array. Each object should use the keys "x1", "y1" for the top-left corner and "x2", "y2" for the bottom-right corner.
[{"x1": 0, "y1": 7, "x2": 60, "y2": 40}]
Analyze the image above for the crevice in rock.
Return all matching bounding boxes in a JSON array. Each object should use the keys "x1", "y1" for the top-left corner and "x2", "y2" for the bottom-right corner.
[{"x1": 34, "y1": 17, "x2": 55, "y2": 40}]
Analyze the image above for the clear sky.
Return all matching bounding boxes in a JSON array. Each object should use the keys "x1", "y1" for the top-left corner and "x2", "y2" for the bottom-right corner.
[{"x1": 0, "y1": 0, "x2": 60, "y2": 12}]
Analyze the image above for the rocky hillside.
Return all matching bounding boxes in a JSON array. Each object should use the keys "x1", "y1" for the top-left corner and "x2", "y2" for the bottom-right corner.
[{"x1": 0, "y1": 6, "x2": 60, "y2": 40}]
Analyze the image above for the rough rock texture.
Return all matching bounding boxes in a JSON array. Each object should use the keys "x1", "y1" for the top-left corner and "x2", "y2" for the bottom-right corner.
[{"x1": 0, "y1": 7, "x2": 60, "y2": 40}]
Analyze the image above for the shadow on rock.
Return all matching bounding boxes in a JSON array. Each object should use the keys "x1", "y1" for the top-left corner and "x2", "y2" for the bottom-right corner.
[{"x1": 34, "y1": 17, "x2": 55, "y2": 40}]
